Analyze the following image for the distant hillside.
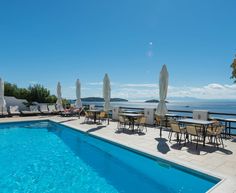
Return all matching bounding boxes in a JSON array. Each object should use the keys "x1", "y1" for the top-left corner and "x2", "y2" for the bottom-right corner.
[
  {"x1": 81, "y1": 97, "x2": 128, "y2": 102},
  {"x1": 145, "y1": 99, "x2": 159, "y2": 103},
  {"x1": 145, "y1": 99, "x2": 169, "y2": 103},
  {"x1": 110, "y1": 98, "x2": 128, "y2": 102}
]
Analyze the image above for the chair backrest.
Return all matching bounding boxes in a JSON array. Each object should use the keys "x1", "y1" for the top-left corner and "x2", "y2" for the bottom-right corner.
[
  {"x1": 186, "y1": 125, "x2": 198, "y2": 135},
  {"x1": 85, "y1": 111, "x2": 89, "y2": 117},
  {"x1": 170, "y1": 123, "x2": 181, "y2": 133},
  {"x1": 139, "y1": 116, "x2": 146, "y2": 124},
  {"x1": 79, "y1": 106, "x2": 85, "y2": 113},
  {"x1": 48, "y1": 105, "x2": 56, "y2": 112},
  {"x1": 10, "y1": 106, "x2": 19, "y2": 113},
  {"x1": 40, "y1": 104, "x2": 48, "y2": 111},
  {"x1": 215, "y1": 125, "x2": 224, "y2": 135},
  {"x1": 155, "y1": 116, "x2": 161, "y2": 122},
  {"x1": 100, "y1": 111, "x2": 106, "y2": 118},
  {"x1": 119, "y1": 116, "x2": 125, "y2": 123},
  {"x1": 30, "y1": 105, "x2": 38, "y2": 112}
]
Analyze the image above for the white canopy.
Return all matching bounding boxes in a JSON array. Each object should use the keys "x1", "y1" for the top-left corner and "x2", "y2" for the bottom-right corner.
[
  {"x1": 156, "y1": 64, "x2": 169, "y2": 116},
  {"x1": 75, "y1": 79, "x2": 82, "y2": 108},
  {"x1": 103, "y1": 73, "x2": 111, "y2": 112},
  {"x1": 56, "y1": 82, "x2": 63, "y2": 111},
  {"x1": 0, "y1": 78, "x2": 6, "y2": 113}
]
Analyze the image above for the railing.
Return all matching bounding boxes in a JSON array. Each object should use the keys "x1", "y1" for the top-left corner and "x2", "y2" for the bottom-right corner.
[{"x1": 85, "y1": 104, "x2": 236, "y2": 135}]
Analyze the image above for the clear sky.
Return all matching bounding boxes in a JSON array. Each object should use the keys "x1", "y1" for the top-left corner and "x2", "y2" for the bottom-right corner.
[{"x1": 0, "y1": 0, "x2": 236, "y2": 100}]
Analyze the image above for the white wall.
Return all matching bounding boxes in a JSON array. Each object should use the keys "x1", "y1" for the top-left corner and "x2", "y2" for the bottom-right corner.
[{"x1": 5, "y1": 96, "x2": 28, "y2": 111}]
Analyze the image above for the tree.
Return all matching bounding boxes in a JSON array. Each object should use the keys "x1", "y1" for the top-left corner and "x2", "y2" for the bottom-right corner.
[
  {"x1": 4, "y1": 82, "x2": 58, "y2": 104},
  {"x1": 230, "y1": 58, "x2": 236, "y2": 82},
  {"x1": 15, "y1": 88, "x2": 30, "y2": 100},
  {"x1": 27, "y1": 84, "x2": 51, "y2": 103},
  {"x1": 4, "y1": 82, "x2": 18, "y2": 96},
  {"x1": 45, "y1": 95, "x2": 57, "y2": 104}
]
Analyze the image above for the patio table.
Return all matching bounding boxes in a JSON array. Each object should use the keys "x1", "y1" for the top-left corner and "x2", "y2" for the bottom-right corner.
[
  {"x1": 178, "y1": 118, "x2": 214, "y2": 146},
  {"x1": 87, "y1": 109, "x2": 103, "y2": 123},
  {"x1": 119, "y1": 113, "x2": 144, "y2": 131}
]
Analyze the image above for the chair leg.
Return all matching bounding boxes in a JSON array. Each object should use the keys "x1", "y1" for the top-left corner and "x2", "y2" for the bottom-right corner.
[
  {"x1": 220, "y1": 136, "x2": 224, "y2": 148},
  {"x1": 184, "y1": 133, "x2": 187, "y2": 145},
  {"x1": 179, "y1": 133, "x2": 182, "y2": 144},
  {"x1": 169, "y1": 131, "x2": 172, "y2": 142},
  {"x1": 196, "y1": 136, "x2": 199, "y2": 149}
]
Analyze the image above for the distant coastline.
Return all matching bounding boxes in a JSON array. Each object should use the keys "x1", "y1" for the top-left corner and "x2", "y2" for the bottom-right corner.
[
  {"x1": 70, "y1": 97, "x2": 128, "y2": 103},
  {"x1": 145, "y1": 99, "x2": 169, "y2": 103}
]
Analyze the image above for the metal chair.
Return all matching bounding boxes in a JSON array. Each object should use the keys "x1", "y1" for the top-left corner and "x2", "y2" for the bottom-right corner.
[
  {"x1": 186, "y1": 125, "x2": 203, "y2": 149},
  {"x1": 207, "y1": 124, "x2": 224, "y2": 148},
  {"x1": 135, "y1": 116, "x2": 147, "y2": 132},
  {"x1": 169, "y1": 122, "x2": 186, "y2": 144}
]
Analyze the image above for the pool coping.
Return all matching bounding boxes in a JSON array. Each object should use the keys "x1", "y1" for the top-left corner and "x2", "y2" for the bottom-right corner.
[{"x1": 0, "y1": 118, "x2": 234, "y2": 193}]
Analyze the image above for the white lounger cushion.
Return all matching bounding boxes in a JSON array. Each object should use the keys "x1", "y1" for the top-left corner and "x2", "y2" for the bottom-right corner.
[
  {"x1": 39, "y1": 104, "x2": 48, "y2": 112},
  {"x1": 9, "y1": 106, "x2": 20, "y2": 114},
  {"x1": 30, "y1": 105, "x2": 40, "y2": 112}
]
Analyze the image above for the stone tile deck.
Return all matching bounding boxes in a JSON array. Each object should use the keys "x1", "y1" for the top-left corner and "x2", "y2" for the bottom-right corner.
[{"x1": 1, "y1": 116, "x2": 236, "y2": 192}]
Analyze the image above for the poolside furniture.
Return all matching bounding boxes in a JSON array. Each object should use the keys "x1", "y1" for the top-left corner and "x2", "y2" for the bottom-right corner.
[
  {"x1": 48, "y1": 104, "x2": 59, "y2": 114},
  {"x1": 169, "y1": 122, "x2": 186, "y2": 144},
  {"x1": 61, "y1": 108, "x2": 75, "y2": 117},
  {"x1": 185, "y1": 125, "x2": 203, "y2": 149},
  {"x1": 178, "y1": 118, "x2": 214, "y2": 146},
  {"x1": 117, "y1": 115, "x2": 129, "y2": 131},
  {"x1": 87, "y1": 109, "x2": 103, "y2": 123},
  {"x1": 9, "y1": 106, "x2": 21, "y2": 116},
  {"x1": 164, "y1": 113, "x2": 180, "y2": 127},
  {"x1": 0, "y1": 107, "x2": 8, "y2": 117},
  {"x1": 135, "y1": 116, "x2": 147, "y2": 132},
  {"x1": 21, "y1": 105, "x2": 40, "y2": 116},
  {"x1": 207, "y1": 124, "x2": 224, "y2": 148},
  {"x1": 39, "y1": 104, "x2": 50, "y2": 115},
  {"x1": 155, "y1": 115, "x2": 166, "y2": 137},
  {"x1": 119, "y1": 113, "x2": 143, "y2": 131},
  {"x1": 97, "y1": 111, "x2": 108, "y2": 124},
  {"x1": 84, "y1": 111, "x2": 94, "y2": 123},
  {"x1": 72, "y1": 106, "x2": 85, "y2": 118}
]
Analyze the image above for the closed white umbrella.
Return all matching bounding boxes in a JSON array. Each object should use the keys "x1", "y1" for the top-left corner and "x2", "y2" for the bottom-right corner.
[
  {"x1": 103, "y1": 73, "x2": 111, "y2": 112},
  {"x1": 156, "y1": 65, "x2": 169, "y2": 136},
  {"x1": 0, "y1": 78, "x2": 6, "y2": 114},
  {"x1": 75, "y1": 79, "x2": 82, "y2": 108},
  {"x1": 56, "y1": 82, "x2": 63, "y2": 111}
]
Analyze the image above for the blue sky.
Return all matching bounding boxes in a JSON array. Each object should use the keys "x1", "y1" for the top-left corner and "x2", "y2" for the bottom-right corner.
[{"x1": 0, "y1": 0, "x2": 236, "y2": 100}]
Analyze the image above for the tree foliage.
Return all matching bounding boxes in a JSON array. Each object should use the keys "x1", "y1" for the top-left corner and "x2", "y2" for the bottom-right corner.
[
  {"x1": 230, "y1": 58, "x2": 236, "y2": 82},
  {"x1": 4, "y1": 82, "x2": 57, "y2": 104}
]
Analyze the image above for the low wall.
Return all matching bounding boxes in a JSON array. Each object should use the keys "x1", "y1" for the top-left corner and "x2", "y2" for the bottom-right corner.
[{"x1": 5, "y1": 96, "x2": 28, "y2": 111}]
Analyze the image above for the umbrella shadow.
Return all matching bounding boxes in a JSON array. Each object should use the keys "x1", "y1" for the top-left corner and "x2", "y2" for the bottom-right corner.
[
  {"x1": 86, "y1": 126, "x2": 106, "y2": 133},
  {"x1": 115, "y1": 128, "x2": 146, "y2": 136},
  {"x1": 155, "y1": 137, "x2": 170, "y2": 154}
]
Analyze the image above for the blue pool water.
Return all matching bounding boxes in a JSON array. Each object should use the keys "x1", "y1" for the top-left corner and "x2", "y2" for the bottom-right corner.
[{"x1": 0, "y1": 121, "x2": 220, "y2": 193}]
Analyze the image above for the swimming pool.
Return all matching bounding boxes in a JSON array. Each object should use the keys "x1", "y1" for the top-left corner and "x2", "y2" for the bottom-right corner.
[{"x1": 0, "y1": 120, "x2": 220, "y2": 193}]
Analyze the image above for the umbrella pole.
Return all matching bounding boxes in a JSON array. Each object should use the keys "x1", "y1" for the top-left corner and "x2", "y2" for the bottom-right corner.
[
  {"x1": 159, "y1": 117, "x2": 164, "y2": 137},
  {"x1": 107, "y1": 111, "x2": 110, "y2": 125}
]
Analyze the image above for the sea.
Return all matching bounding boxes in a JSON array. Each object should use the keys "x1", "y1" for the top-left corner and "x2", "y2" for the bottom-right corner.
[{"x1": 81, "y1": 100, "x2": 236, "y2": 114}]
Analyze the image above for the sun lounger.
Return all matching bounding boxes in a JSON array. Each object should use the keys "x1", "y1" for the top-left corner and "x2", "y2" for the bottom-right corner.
[
  {"x1": 48, "y1": 104, "x2": 59, "y2": 114},
  {"x1": 9, "y1": 106, "x2": 21, "y2": 116},
  {"x1": 0, "y1": 107, "x2": 8, "y2": 117},
  {"x1": 21, "y1": 105, "x2": 40, "y2": 116},
  {"x1": 74, "y1": 106, "x2": 85, "y2": 118},
  {"x1": 39, "y1": 104, "x2": 50, "y2": 115},
  {"x1": 60, "y1": 109, "x2": 74, "y2": 117}
]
